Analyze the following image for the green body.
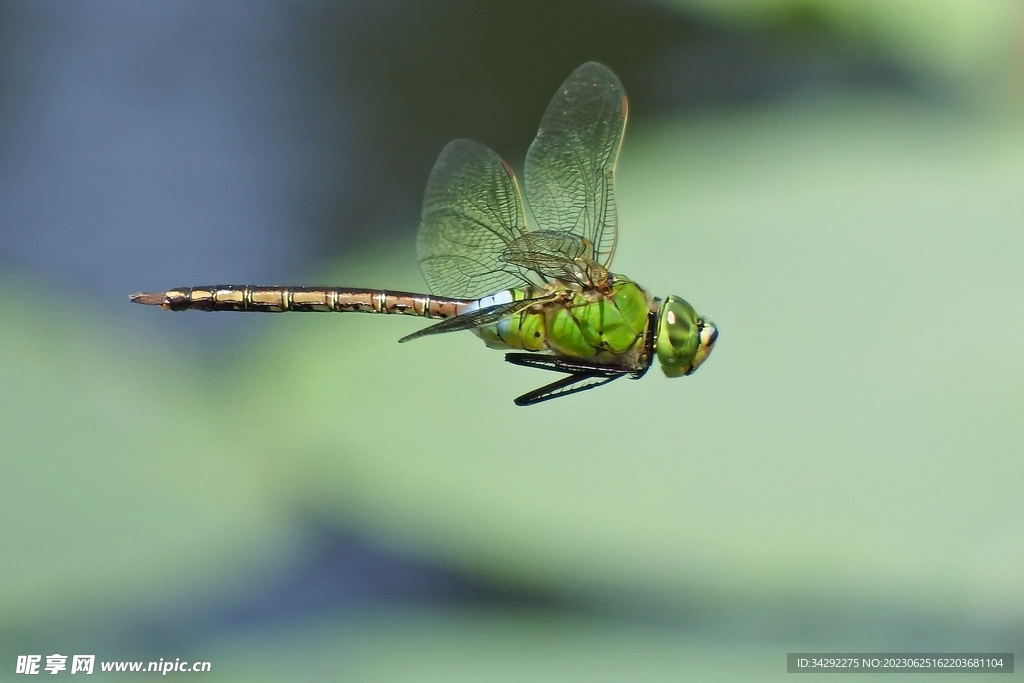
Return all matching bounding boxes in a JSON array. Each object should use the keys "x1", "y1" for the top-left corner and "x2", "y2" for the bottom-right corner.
[{"x1": 475, "y1": 278, "x2": 652, "y2": 371}]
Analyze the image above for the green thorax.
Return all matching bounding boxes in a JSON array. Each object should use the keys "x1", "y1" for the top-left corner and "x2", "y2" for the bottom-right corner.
[{"x1": 474, "y1": 276, "x2": 654, "y2": 368}]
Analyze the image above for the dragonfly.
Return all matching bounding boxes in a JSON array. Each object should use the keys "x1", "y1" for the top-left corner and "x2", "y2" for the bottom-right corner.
[{"x1": 132, "y1": 62, "x2": 717, "y2": 406}]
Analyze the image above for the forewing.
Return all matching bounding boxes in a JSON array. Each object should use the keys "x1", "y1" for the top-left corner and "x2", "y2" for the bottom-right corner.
[
  {"x1": 418, "y1": 139, "x2": 536, "y2": 298},
  {"x1": 524, "y1": 62, "x2": 627, "y2": 269}
]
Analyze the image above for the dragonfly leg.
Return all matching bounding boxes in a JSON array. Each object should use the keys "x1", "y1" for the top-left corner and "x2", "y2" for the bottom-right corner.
[
  {"x1": 627, "y1": 310, "x2": 659, "y2": 380},
  {"x1": 506, "y1": 353, "x2": 635, "y2": 406},
  {"x1": 504, "y1": 353, "x2": 631, "y2": 377},
  {"x1": 514, "y1": 372, "x2": 625, "y2": 406}
]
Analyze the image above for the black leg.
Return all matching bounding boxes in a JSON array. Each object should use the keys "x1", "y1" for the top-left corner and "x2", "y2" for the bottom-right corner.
[
  {"x1": 514, "y1": 372, "x2": 625, "y2": 406},
  {"x1": 504, "y1": 352, "x2": 630, "y2": 377},
  {"x1": 629, "y1": 310, "x2": 659, "y2": 380}
]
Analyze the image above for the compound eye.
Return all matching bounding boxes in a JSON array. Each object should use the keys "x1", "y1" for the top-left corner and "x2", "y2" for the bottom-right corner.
[
  {"x1": 666, "y1": 304, "x2": 693, "y2": 349},
  {"x1": 656, "y1": 297, "x2": 700, "y2": 376}
]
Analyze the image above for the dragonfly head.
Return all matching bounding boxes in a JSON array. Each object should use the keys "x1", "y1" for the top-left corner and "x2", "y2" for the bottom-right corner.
[{"x1": 655, "y1": 296, "x2": 718, "y2": 378}]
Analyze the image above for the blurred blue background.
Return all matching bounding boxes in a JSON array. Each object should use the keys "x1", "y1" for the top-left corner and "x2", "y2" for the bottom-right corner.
[{"x1": 1, "y1": 0, "x2": 1022, "y2": 680}]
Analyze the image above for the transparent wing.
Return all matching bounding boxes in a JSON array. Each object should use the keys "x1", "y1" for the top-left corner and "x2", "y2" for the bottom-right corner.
[
  {"x1": 524, "y1": 62, "x2": 627, "y2": 269},
  {"x1": 500, "y1": 231, "x2": 607, "y2": 287},
  {"x1": 417, "y1": 139, "x2": 538, "y2": 298}
]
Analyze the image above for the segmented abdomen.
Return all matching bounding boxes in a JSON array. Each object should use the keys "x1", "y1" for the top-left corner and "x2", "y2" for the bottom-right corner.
[{"x1": 147, "y1": 286, "x2": 475, "y2": 319}]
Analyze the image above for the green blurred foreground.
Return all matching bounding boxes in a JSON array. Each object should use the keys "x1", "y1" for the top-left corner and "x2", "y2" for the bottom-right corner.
[{"x1": 2, "y1": 96, "x2": 1021, "y2": 680}]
